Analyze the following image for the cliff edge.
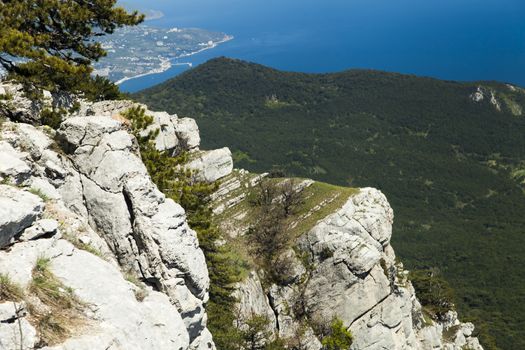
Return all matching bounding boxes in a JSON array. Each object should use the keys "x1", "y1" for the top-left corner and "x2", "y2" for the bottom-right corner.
[{"x1": 0, "y1": 82, "x2": 482, "y2": 349}]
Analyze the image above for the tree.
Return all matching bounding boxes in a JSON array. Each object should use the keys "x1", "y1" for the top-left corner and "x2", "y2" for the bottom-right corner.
[
  {"x1": 409, "y1": 269, "x2": 455, "y2": 320},
  {"x1": 0, "y1": 0, "x2": 143, "y2": 95},
  {"x1": 124, "y1": 106, "x2": 245, "y2": 350},
  {"x1": 321, "y1": 318, "x2": 353, "y2": 350}
]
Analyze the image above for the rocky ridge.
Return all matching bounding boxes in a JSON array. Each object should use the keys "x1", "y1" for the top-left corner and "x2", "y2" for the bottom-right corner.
[
  {"x1": 0, "y1": 83, "x2": 232, "y2": 349},
  {"x1": 211, "y1": 172, "x2": 484, "y2": 349},
  {"x1": 0, "y1": 82, "x2": 482, "y2": 349}
]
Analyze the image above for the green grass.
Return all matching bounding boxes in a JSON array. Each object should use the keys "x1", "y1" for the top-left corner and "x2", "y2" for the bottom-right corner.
[
  {"x1": 63, "y1": 233, "x2": 103, "y2": 258},
  {"x1": 211, "y1": 171, "x2": 359, "y2": 283},
  {"x1": 287, "y1": 181, "x2": 358, "y2": 239},
  {"x1": 28, "y1": 188, "x2": 51, "y2": 202},
  {"x1": 134, "y1": 57, "x2": 525, "y2": 349}
]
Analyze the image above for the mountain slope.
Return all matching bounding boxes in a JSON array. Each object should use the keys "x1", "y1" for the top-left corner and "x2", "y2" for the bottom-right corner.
[{"x1": 134, "y1": 57, "x2": 525, "y2": 349}]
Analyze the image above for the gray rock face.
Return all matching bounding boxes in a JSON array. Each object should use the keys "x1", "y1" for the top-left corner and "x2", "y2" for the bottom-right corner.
[
  {"x1": 233, "y1": 272, "x2": 277, "y2": 331},
  {"x1": 0, "y1": 142, "x2": 32, "y2": 184},
  {"x1": 0, "y1": 112, "x2": 215, "y2": 349},
  {"x1": 175, "y1": 118, "x2": 201, "y2": 150},
  {"x1": 72, "y1": 99, "x2": 201, "y2": 155},
  {"x1": 56, "y1": 116, "x2": 211, "y2": 347},
  {"x1": 231, "y1": 187, "x2": 483, "y2": 350},
  {"x1": 0, "y1": 185, "x2": 44, "y2": 247},
  {"x1": 187, "y1": 148, "x2": 234, "y2": 183},
  {"x1": 0, "y1": 238, "x2": 190, "y2": 350},
  {"x1": 0, "y1": 82, "x2": 74, "y2": 124}
]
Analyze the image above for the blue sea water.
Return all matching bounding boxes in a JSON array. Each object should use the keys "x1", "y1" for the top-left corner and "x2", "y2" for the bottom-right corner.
[{"x1": 119, "y1": 0, "x2": 525, "y2": 92}]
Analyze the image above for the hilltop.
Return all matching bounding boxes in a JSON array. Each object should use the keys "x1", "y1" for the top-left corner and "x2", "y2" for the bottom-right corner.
[{"x1": 134, "y1": 57, "x2": 525, "y2": 349}]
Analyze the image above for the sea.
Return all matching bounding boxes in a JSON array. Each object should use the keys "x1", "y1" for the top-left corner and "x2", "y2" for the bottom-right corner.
[{"x1": 119, "y1": 0, "x2": 525, "y2": 92}]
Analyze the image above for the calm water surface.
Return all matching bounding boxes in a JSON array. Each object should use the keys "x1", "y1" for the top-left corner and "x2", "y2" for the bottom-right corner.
[{"x1": 120, "y1": 0, "x2": 525, "y2": 92}]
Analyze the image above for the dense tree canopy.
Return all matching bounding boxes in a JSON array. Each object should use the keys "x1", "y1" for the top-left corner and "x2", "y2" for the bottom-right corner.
[{"x1": 0, "y1": 0, "x2": 143, "y2": 94}]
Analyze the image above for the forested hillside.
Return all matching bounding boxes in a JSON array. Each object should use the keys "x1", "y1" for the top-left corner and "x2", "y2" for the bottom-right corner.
[{"x1": 134, "y1": 57, "x2": 525, "y2": 349}]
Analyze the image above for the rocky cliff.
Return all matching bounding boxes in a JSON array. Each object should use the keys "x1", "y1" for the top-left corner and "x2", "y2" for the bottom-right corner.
[
  {"x1": 211, "y1": 171, "x2": 483, "y2": 350},
  {"x1": 0, "y1": 83, "x2": 482, "y2": 350}
]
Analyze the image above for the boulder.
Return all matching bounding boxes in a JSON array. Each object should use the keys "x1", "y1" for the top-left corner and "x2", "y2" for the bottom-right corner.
[
  {"x1": 0, "y1": 302, "x2": 37, "y2": 350},
  {"x1": 187, "y1": 148, "x2": 233, "y2": 183},
  {"x1": 15, "y1": 123, "x2": 53, "y2": 160},
  {"x1": 0, "y1": 141, "x2": 31, "y2": 184},
  {"x1": 19, "y1": 218, "x2": 59, "y2": 241},
  {"x1": 0, "y1": 185, "x2": 44, "y2": 247},
  {"x1": 175, "y1": 117, "x2": 201, "y2": 150}
]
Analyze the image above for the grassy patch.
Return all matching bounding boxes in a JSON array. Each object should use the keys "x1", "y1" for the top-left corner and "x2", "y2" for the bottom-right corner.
[
  {"x1": 214, "y1": 174, "x2": 358, "y2": 241},
  {"x1": 286, "y1": 181, "x2": 358, "y2": 239},
  {"x1": 28, "y1": 188, "x2": 51, "y2": 202},
  {"x1": 63, "y1": 233, "x2": 103, "y2": 258},
  {"x1": 124, "y1": 271, "x2": 148, "y2": 302},
  {"x1": 0, "y1": 273, "x2": 25, "y2": 302},
  {"x1": 28, "y1": 257, "x2": 85, "y2": 346}
]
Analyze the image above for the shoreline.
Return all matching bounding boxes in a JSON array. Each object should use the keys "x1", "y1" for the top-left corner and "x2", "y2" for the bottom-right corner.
[{"x1": 115, "y1": 35, "x2": 234, "y2": 85}]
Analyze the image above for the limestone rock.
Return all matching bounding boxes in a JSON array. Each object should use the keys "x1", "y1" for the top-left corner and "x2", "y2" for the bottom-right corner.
[
  {"x1": 0, "y1": 239, "x2": 191, "y2": 350},
  {"x1": 233, "y1": 271, "x2": 277, "y2": 330},
  {"x1": 16, "y1": 123, "x2": 53, "y2": 159},
  {"x1": 141, "y1": 111, "x2": 180, "y2": 154},
  {"x1": 0, "y1": 185, "x2": 44, "y2": 247},
  {"x1": 187, "y1": 148, "x2": 233, "y2": 182},
  {"x1": 0, "y1": 302, "x2": 37, "y2": 350},
  {"x1": 57, "y1": 115, "x2": 212, "y2": 347},
  {"x1": 19, "y1": 218, "x2": 59, "y2": 241},
  {"x1": 0, "y1": 141, "x2": 31, "y2": 184},
  {"x1": 228, "y1": 184, "x2": 483, "y2": 350},
  {"x1": 175, "y1": 117, "x2": 201, "y2": 150}
]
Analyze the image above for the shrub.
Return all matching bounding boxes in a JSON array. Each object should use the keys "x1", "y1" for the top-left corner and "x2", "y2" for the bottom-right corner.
[
  {"x1": 321, "y1": 318, "x2": 353, "y2": 350},
  {"x1": 40, "y1": 108, "x2": 65, "y2": 129},
  {"x1": 247, "y1": 179, "x2": 304, "y2": 284},
  {"x1": 409, "y1": 269, "x2": 455, "y2": 320},
  {"x1": 124, "y1": 106, "x2": 244, "y2": 350}
]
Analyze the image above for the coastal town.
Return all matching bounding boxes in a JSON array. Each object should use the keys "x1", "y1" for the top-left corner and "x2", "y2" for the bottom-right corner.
[{"x1": 93, "y1": 25, "x2": 233, "y2": 83}]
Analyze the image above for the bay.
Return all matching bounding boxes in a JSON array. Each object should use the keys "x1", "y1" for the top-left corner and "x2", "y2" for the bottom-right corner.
[{"x1": 120, "y1": 0, "x2": 525, "y2": 92}]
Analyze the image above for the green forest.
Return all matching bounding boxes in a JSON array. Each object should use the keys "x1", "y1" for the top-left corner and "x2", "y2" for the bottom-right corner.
[{"x1": 135, "y1": 57, "x2": 525, "y2": 349}]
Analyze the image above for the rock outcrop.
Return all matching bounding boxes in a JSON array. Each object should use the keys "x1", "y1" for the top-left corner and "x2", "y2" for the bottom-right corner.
[
  {"x1": 0, "y1": 90, "x2": 232, "y2": 349},
  {"x1": 212, "y1": 172, "x2": 484, "y2": 350},
  {"x1": 1, "y1": 84, "x2": 483, "y2": 350}
]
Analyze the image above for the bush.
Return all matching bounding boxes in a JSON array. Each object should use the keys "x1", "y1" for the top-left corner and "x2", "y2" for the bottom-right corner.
[
  {"x1": 409, "y1": 269, "x2": 455, "y2": 320},
  {"x1": 247, "y1": 179, "x2": 304, "y2": 284},
  {"x1": 124, "y1": 106, "x2": 244, "y2": 350},
  {"x1": 40, "y1": 108, "x2": 65, "y2": 129},
  {"x1": 321, "y1": 318, "x2": 353, "y2": 350}
]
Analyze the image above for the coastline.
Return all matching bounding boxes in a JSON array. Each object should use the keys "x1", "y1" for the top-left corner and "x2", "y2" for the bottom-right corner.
[{"x1": 115, "y1": 35, "x2": 234, "y2": 86}]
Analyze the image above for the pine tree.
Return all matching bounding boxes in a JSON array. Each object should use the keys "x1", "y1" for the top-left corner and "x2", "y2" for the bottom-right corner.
[
  {"x1": 124, "y1": 106, "x2": 245, "y2": 350},
  {"x1": 0, "y1": 0, "x2": 143, "y2": 95},
  {"x1": 321, "y1": 319, "x2": 353, "y2": 350}
]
